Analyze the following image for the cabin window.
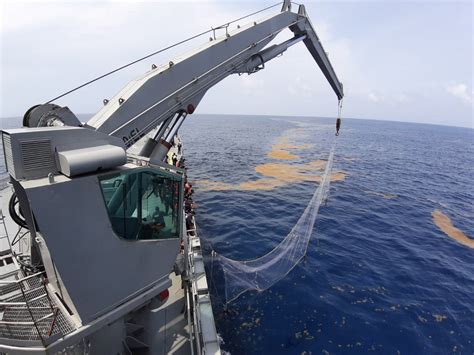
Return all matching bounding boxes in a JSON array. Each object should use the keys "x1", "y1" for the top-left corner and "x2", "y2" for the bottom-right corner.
[{"x1": 99, "y1": 168, "x2": 181, "y2": 240}]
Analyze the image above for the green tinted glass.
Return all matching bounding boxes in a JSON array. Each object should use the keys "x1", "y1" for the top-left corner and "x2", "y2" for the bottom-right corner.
[{"x1": 99, "y1": 168, "x2": 181, "y2": 240}]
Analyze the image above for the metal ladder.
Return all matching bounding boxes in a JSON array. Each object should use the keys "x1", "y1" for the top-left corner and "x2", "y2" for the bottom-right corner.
[{"x1": 0, "y1": 209, "x2": 67, "y2": 343}]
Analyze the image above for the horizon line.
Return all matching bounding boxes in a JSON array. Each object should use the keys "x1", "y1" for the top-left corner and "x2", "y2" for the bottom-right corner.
[{"x1": 1, "y1": 113, "x2": 472, "y2": 130}]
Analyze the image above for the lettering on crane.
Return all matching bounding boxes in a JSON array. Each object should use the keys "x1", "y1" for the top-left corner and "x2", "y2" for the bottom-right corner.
[{"x1": 123, "y1": 128, "x2": 144, "y2": 147}]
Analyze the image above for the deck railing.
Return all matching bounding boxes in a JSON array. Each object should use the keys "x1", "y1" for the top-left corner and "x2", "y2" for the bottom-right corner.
[{"x1": 0, "y1": 271, "x2": 75, "y2": 344}]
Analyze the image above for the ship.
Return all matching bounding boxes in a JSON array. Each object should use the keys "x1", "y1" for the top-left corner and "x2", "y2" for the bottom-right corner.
[{"x1": 0, "y1": 1, "x2": 343, "y2": 353}]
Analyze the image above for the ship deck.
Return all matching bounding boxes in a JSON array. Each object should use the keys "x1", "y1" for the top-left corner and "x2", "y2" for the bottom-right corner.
[
  {"x1": 0, "y1": 136, "x2": 220, "y2": 354},
  {"x1": 143, "y1": 271, "x2": 191, "y2": 354},
  {"x1": 0, "y1": 182, "x2": 194, "y2": 354}
]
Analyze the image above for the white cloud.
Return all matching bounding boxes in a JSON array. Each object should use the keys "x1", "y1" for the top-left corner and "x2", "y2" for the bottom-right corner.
[
  {"x1": 446, "y1": 83, "x2": 473, "y2": 105},
  {"x1": 395, "y1": 93, "x2": 410, "y2": 103},
  {"x1": 239, "y1": 75, "x2": 265, "y2": 95},
  {"x1": 288, "y1": 76, "x2": 313, "y2": 97},
  {"x1": 368, "y1": 92, "x2": 380, "y2": 103},
  {"x1": 0, "y1": 1, "x2": 472, "y2": 127},
  {"x1": 366, "y1": 91, "x2": 413, "y2": 106}
]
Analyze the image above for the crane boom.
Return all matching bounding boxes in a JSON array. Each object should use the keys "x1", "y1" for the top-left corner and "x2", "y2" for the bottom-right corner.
[
  {"x1": 85, "y1": 1, "x2": 343, "y2": 149},
  {"x1": 12, "y1": 1, "x2": 344, "y2": 171},
  {"x1": 291, "y1": 5, "x2": 344, "y2": 100}
]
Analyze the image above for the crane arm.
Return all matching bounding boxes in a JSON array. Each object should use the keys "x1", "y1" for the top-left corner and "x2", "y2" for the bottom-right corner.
[
  {"x1": 290, "y1": 5, "x2": 344, "y2": 100},
  {"x1": 85, "y1": 1, "x2": 343, "y2": 149}
]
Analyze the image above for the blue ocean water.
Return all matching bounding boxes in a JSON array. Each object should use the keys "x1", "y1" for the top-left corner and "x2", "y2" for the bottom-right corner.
[
  {"x1": 1, "y1": 114, "x2": 472, "y2": 354},
  {"x1": 180, "y1": 115, "x2": 474, "y2": 354}
]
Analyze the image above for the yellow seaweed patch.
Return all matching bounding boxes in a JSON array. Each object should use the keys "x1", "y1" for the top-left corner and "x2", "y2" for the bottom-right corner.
[
  {"x1": 256, "y1": 162, "x2": 320, "y2": 182},
  {"x1": 195, "y1": 179, "x2": 286, "y2": 191},
  {"x1": 256, "y1": 160, "x2": 345, "y2": 183},
  {"x1": 301, "y1": 160, "x2": 326, "y2": 170},
  {"x1": 267, "y1": 150, "x2": 299, "y2": 160},
  {"x1": 276, "y1": 128, "x2": 308, "y2": 144},
  {"x1": 277, "y1": 135, "x2": 290, "y2": 144},
  {"x1": 196, "y1": 161, "x2": 346, "y2": 191},
  {"x1": 196, "y1": 125, "x2": 346, "y2": 192},
  {"x1": 432, "y1": 210, "x2": 474, "y2": 249},
  {"x1": 329, "y1": 172, "x2": 346, "y2": 182},
  {"x1": 272, "y1": 143, "x2": 314, "y2": 150},
  {"x1": 195, "y1": 163, "x2": 346, "y2": 191},
  {"x1": 239, "y1": 179, "x2": 286, "y2": 191},
  {"x1": 194, "y1": 180, "x2": 233, "y2": 191},
  {"x1": 266, "y1": 141, "x2": 313, "y2": 160},
  {"x1": 433, "y1": 314, "x2": 447, "y2": 322}
]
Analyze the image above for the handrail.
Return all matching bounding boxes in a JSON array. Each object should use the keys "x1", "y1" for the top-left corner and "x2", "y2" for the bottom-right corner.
[
  {"x1": 0, "y1": 320, "x2": 36, "y2": 325},
  {"x1": 0, "y1": 271, "x2": 44, "y2": 285},
  {"x1": 0, "y1": 269, "x2": 19, "y2": 281},
  {"x1": 17, "y1": 275, "x2": 45, "y2": 344},
  {"x1": 0, "y1": 301, "x2": 27, "y2": 306}
]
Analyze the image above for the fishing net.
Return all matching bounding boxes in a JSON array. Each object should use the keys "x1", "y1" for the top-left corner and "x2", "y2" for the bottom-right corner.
[{"x1": 216, "y1": 140, "x2": 337, "y2": 303}]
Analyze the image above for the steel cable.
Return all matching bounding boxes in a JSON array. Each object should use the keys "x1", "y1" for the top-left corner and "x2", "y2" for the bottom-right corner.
[{"x1": 45, "y1": 2, "x2": 284, "y2": 104}]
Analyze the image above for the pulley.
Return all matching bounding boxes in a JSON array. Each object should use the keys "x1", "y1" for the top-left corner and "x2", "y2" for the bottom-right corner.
[{"x1": 23, "y1": 104, "x2": 81, "y2": 128}]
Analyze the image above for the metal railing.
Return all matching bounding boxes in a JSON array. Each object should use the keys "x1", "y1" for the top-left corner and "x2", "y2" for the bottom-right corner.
[{"x1": 0, "y1": 271, "x2": 75, "y2": 344}]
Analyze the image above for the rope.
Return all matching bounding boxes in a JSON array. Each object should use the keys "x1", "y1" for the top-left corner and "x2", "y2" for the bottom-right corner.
[{"x1": 45, "y1": 2, "x2": 284, "y2": 104}]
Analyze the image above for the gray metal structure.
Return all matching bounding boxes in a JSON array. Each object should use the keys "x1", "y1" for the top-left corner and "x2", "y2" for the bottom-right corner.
[{"x1": 0, "y1": 1, "x2": 343, "y2": 354}]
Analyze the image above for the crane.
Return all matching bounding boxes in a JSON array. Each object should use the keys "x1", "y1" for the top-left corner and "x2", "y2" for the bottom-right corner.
[
  {"x1": 20, "y1": 0, "x2": 343, "y2": 164},
  {"x1": 0, "y1": 1, "x2": 344, "y2": 353}
]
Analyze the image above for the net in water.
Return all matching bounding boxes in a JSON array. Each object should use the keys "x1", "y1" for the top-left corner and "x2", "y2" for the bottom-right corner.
[{"x1": 216, "y1": 141, "x2": 336, "y2": 303}]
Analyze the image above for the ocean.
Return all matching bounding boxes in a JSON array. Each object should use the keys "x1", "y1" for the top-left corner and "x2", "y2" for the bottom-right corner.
[
  {"x1": 180, "y1": 115, "x2": 473, "y2": 354},
  {"x1": 1, "y1": 114, "x2": 473, "y2": 354}
]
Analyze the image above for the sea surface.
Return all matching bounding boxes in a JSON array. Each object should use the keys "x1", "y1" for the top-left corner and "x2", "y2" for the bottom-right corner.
[
  {"x1": 1, "y1": 114, "x2": 473, "y2": 354},
  {"x1": 180, "y1": 115, "x2": 474, "y2": 354}
]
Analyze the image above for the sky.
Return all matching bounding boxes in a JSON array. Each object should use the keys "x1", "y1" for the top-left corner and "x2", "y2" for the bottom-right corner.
[{"x1": 0, "y1": 0, "x2": 472, "y2": 128}]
